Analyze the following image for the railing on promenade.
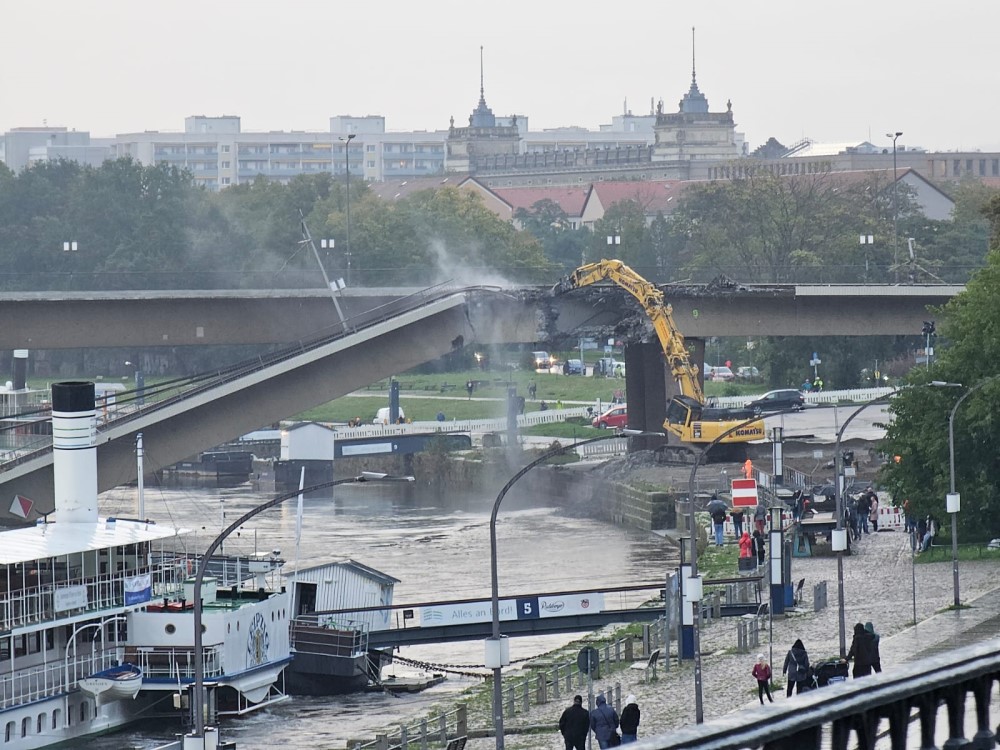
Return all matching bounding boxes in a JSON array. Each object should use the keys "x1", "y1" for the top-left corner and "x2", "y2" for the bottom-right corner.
[{"x1": 641, "y1": 637, "x2": 999, "y2": 750}]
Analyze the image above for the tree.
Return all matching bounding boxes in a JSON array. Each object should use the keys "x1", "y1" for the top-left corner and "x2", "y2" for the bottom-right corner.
[
  {"x1": 514, "y1": 199, "x2": 590, "y2": 273},
  {"x1": 879, "y1": 195, "x2": 1000, "y2": 540},
  {"x1": 670, "y1": 167, "x2": 910, "y2": 283}
]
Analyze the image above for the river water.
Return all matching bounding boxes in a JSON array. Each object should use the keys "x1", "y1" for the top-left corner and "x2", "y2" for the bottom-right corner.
[{"x1": 84, "y1": 478, "x2": 677, "y2": 749}]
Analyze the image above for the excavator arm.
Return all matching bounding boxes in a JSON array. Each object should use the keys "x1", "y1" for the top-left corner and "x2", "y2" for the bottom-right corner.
[{"x1": 557, "y1": 259, "x2": 705, "y2": 403}]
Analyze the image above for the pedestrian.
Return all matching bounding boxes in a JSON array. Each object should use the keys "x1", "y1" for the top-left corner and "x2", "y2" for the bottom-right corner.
[
  {"x1": 528, "y1": 380, "x2": 537, "y2": 400},
  {"x1": 517, "y1": 395, "x2": 526, "y2": 415},
  {"x1": 738, "y1": 531, "x2": 753, "y2": 558},
  {"x1": 791, "y1": 490, "x2": 804, "y2": 522},
  {"x1": 619, "y1": 694, "x2": 640, "y2": 744},
  {"x1": 868, "y1": 490, "x2": 879, "y2": 532},
  {"x1": 916, "y1": 516, "x2": 928, "y2": 552},
  {"x1": 743, "y1": 458, "x2": 754, "y2": 479},
  {"x1": 558, "y1": 695, "x2": 590, "y2": 750},
  {"x1": 436, "y1": 410, "x2": 446, "y2": 422},
  {"x1": 782, "y1": 639, "x2": 810, "y2": 696},
  {"x1": 708, "y1": 494, "x2": 727, "y2": 547},
  {"x1": 847, "y1": 496, "x2": 860, "y2": 540},
  {"x1": 857, "y1": 491, "x2": 871, "y2": 535},
  {"x1": 753, "y1": 503, "x2": 767, "y2": 534},
  {"x1": 919, "y1": 515, "x2": 936, "y2": 552},
  {"x1": 731, "y1": 507, "x2": 745, "y2": 538},
  {"x1": 540, "y1": 400, "x2": 549, "y2": 411},
  {"x1": 752, "y1": 529, "x2": 766, "y2": 566},
  {"x1": 556, "y1": 399, "x2": 563, "y2": 411},
  {"x1": 752, "y1": 653, "x2": 774, "y2": 704},
  {"x1": 845, "y1": 622, "x2": 877, "y2": 678},
  {"x1": 865, "y1": 622, "x2": 882, "y2": 673},
  {"x1": 813, "y1": 376, "x2": 824, "y2": 391},
  {"x1": 466, "y1": 379, "x2": 474, "y2": 399},
  {"x1": 589, "y1": 693, "x2": 620, "y2": 749}
]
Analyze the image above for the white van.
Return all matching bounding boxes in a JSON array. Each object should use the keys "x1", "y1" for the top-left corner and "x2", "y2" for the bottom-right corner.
[{"x1": 373, "y1": 407, "x2": 405, "y2": 424}]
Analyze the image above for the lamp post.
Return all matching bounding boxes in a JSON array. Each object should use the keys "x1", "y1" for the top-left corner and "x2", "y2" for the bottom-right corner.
[
  {"x1": 947, "y1": 375, "x2": 999, "y2": 608},
  {"x1": 833, "y1": 381, "x2": 960, "y2": 656},
  {"x1": 339, "y1": 133, "x2": 356, "y2": 286},
  {"x1": 190, "y1": 472, "x2": 413, "y2": 744},
  {"x1": 859, "y1": 233, "x2": 874, "y2": 283},
  {"x1": 886, "y1": 131, "x2": 902, "y2": 283},
  {"x1": 489, "y1": 432, "x2": 632, "y2": 750}
]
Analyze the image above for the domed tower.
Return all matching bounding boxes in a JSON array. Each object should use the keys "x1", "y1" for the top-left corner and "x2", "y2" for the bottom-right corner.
[
  {"x1": 653, "y1": 28, "x2": 740, "y2": 168},
  {"x1": 446, "y1": 47, "x2": 521, "y2": 173}
]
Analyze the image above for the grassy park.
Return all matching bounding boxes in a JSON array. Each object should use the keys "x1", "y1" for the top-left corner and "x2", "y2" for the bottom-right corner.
[{"x1": 292, "y1": 368, "x2": 762, "y2": 424}]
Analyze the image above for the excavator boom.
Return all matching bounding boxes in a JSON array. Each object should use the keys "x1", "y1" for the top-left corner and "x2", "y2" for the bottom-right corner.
[
  {"x1": 556, "y1": 259, "x2": 765, "y2": 453},
  {"x1": 558, "y1": 259, "x2": 704, "y2": 402}
]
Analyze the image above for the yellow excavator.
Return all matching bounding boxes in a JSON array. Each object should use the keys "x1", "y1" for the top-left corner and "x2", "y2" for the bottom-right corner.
[{"x1": 554, "y1": 259, "x2": 765, "y2": 460}]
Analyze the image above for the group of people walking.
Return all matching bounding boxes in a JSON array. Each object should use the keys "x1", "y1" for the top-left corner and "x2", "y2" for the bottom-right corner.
[
  {"x1": 559, "y1": 692, "x2": 640, "y2": 748},
  {"x1": 752, "y1": 623, "x2": 882, "y2": 704},
  {"x1": 558, "y1": 620, "x2": 884, "y2": 746}
]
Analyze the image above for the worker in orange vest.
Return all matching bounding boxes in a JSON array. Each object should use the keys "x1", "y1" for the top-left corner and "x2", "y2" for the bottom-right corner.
[{"x1": 743, "y1": 458, "x2": 753, "y2": 479}]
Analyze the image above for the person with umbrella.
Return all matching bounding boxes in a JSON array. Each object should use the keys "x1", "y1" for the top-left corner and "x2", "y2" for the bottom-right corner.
[{"x1": 708, "y1": 494, "x2": 728, "y2": 547}]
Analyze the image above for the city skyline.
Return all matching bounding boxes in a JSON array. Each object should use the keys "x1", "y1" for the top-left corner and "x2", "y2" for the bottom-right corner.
[{"x1": 2, "y1": 0, "x2": 997, "y2": 152}]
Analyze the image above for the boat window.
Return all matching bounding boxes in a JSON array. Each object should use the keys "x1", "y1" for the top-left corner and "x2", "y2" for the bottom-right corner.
[
  {"x1": 20, "y1": 716, "x2": 28, "y2": 737},
  {"x1": 36, "y1": 715, "x2": 43, "y2": 734},
  {"x1": 52, "y1": 709, "x2": 60, "y2": 730},
  {"x1": 165, "y1": 624, "x2": 176, "y2": 635},
  {"x1": 80, "y1": 702, "x2": 87, "y2": 722},
  {"x1": 5, "y1": 721, "x2": 13, "y2": 741},
  {"x1": 0, "y1": 636, "x2": 9, "y2": 661}
]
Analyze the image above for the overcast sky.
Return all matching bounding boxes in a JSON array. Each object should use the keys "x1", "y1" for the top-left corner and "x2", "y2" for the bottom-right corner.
[{"x1": 2, "y1": 0, "x2": 997, "y2": 153}]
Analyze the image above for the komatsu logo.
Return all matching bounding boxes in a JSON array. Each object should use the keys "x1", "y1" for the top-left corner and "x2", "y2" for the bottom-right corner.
[{"x1": 735, "y1": 427, "x2": 765, "y2": 437}]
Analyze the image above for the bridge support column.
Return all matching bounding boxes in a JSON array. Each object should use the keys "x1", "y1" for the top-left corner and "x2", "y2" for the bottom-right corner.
[{"x1": 623, "y1": 342, "x2": 668, "y2": 451}]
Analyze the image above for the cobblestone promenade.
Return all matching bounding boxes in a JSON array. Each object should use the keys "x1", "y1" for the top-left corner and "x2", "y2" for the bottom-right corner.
[{"x1": 464, "y1": 530, "x2": 1000, "y2": 749}]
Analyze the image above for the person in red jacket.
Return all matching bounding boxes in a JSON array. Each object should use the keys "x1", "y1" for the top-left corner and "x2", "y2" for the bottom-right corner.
[
  {"x1": 738, "y1": 531, "x2": 753, "y2": 558},
  {"x1": 752, "y1": 654, "x2": 774, "y2": 704}
]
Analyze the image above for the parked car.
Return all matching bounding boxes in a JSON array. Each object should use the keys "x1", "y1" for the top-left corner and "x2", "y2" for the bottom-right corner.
[
  {"x1": 708, "y1": 365, "x2": 735, "y2": 382},
  {"x1": 736, "y1": 366, "x2": 760, "y2": 380},
  {"x1": 744, "y1": 389, "x2": 805, "y2": 415},
  {"x1": 564, "y1": 358, "x2": 584, "y2": 375},
  {"x1": 592, "y1": 404, "x2": 628, "y2": 429}
]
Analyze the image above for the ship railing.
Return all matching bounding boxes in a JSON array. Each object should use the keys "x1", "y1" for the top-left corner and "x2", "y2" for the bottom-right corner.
[
  {"x1": 0, "y1": 651, "x2": 118, "y2": 710},
  {"x1": 126, "y1": 646, "x2": 224, "y2": 681},
  {"x1": 290, "y1": 615, "x2": 369, "y2": 658},
  {"x1": 0, "y1": 566, "x2": 154, "y2": 630}
]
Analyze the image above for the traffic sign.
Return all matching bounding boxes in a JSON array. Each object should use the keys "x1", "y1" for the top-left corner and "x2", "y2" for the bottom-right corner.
[
  {"x1": 577, "y1": 646, "x2": 600, "y2": 675},
  {"x1": 731, "y1": 478, "x2": 759, "y2": 508}
]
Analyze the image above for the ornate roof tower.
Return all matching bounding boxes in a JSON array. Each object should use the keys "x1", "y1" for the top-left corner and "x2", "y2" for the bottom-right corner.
[{"x1": 446, "y1": 46, "x2": 520, "y2": 173}]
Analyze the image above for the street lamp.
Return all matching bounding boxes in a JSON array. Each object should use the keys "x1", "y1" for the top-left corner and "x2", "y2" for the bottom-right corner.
[
  {"x1": 489, "y1": 433, "x2": 630, "y2": 750},
  {"x1": 833, "y1": 381, "x2": 960, "y2": 656},
  {"x1": 339, "y1": 133, "x2": 357, "y2": 286},
  {"x1": 886, "y1": 131, "x2": 903, "y2": 283},
  {"x1": 190, "y1": 472, "x2": 414, "y2": 744},
  {"x1": 947, "y1": 375, "x2": 999, "y2": 608}
]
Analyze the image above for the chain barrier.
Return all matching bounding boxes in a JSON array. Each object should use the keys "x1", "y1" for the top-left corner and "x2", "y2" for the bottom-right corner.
[{"x1": 387, "y1": 650, "x2": 545, "y2": 679}]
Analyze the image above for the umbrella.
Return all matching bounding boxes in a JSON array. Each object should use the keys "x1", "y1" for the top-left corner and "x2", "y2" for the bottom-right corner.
[{"x1": 707, "y1": 498, "x2": 728, "y2": 516}]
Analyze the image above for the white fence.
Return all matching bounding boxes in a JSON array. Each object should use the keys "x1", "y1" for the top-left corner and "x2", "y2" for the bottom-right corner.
[
  {"x1": 332, "y1": 407, "x2": 592, "y2": 441},
  {"x1": 709, "y1": 387, "x2": 895, "y2": 409}
]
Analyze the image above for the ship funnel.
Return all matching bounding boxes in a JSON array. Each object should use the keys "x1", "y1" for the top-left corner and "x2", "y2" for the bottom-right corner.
[
  {"x1": 12, "y1": 350, "x2": 28, "y2": 391},
  {"x1": 52, "y1": 381, "x2": 98, "y2": 523}
]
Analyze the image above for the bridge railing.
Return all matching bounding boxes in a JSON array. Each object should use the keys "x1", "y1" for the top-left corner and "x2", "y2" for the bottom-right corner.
[
  {"x1": 637, "y1": 637, "x2": 1000, "y2": 749},
  {"x1": 0, "y1": 282, "x2": 482, "y2": 475}
]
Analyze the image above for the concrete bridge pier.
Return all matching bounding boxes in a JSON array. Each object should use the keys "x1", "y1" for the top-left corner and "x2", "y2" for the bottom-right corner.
[{"x1": 623, "y1": 338, "x2": 707, "y2": 451}]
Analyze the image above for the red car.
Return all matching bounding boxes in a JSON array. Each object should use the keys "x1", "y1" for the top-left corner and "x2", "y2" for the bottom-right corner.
[{"x1": 592, "y1": 405, "x2": 627, "y2": 429}]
